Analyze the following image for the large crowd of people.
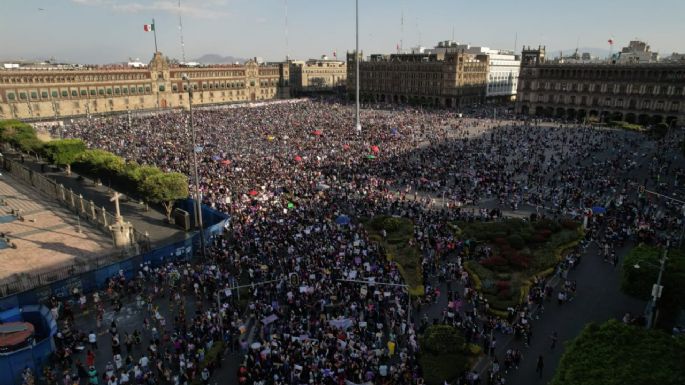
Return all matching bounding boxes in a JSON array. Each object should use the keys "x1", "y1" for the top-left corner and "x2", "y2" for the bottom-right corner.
[{"x1": 37, "y1": 98, "x2": 684, "y2": 385}]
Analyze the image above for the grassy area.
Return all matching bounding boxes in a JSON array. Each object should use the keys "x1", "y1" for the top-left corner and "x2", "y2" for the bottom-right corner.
[
  {"x1": 419, "y1": 325, "x2": 479, "y2": 385},
  {"x1": 363, "y1": 215, "x2": 424, "y2": 296},
  {"x1": 460, "y1": 218, "x2": 583, "y2": 313}
]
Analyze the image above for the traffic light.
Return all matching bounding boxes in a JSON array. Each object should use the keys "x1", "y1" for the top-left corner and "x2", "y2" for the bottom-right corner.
[{"x1": 638, "y1": 185, "x2": 645, "y2": 194}]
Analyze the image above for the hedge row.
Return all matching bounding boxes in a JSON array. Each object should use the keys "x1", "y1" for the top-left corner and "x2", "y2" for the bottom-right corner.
[{"x1": 0, "y1": 119, "x2": 188, "y2": 205}]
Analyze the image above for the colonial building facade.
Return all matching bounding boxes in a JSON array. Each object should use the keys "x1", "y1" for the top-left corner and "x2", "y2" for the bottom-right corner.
[
  {"x1": 0, "y1": 52, "x2": 289, "y2": 120},
  {"x1": 427, "y1": 41, "x2": 520, "y2": 101},
  {"x1": 347, "y1": 50, "x2": 489, "y2": 108},
  {"x1": 516, "y1": 46, "x2": 685, "y2": 126},
  {"x1": 289, "y1": 58, "x2": 346, "y2": 94}
]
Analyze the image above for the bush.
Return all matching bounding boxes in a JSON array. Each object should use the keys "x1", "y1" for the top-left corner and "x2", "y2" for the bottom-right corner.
[
  {"x1": 560, "y1": 219, "x2": 580, "y2": 230},
  {"x1": 73, "y1": 149, "x2": 126, "y2": 176},
  {"x1": 481, "y1": 255, "x2": 508, "y2": 267},
  {"x1": 422, "y1": 324, "x2": 465, "y2": 355},
  {"x1": 550, "y1": 320, "x2": 685, "y2": 385},
  {"x1": 495, "y1": 280, "x2": 511, "y2": 293},
  {"x1": 507, "y1": 234, "x2": 525, "y2": 249},
  {"x1": 508, "y1": 253, "x2": 531, "y2": 269},
  {"x1": 364, "y1": 216, "x2": 423, "y2": 295},
  {"x1": 190, "y1": 341, "x2": 224, "y2": 385},
  {"x1": 460, "y1": 219, "x2": 583, "y2": 314},
  {"x1": 419, "y1": 325, "x2": 469, "y2": 385},
  {"x1": 43, "y1": 139, "x2": 86, "y2": 167}
]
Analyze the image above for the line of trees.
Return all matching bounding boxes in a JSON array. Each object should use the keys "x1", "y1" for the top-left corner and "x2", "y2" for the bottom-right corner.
[{"x1": 0, "y1": 119, "x2": 188, "y2": 221}]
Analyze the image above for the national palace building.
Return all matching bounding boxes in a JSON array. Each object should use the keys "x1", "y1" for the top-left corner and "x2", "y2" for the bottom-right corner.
[
  {"x1": 0, "y1": 52, "x2": 290, "y2": 120},
  {"x1": 515, "y1": 45, "x2": 685, "y2": 126}
]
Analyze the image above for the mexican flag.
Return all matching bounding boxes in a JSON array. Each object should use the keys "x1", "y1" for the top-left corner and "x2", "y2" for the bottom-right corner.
[{"x1": 143, "y1": 23, "x2": 154, "y2": 32}]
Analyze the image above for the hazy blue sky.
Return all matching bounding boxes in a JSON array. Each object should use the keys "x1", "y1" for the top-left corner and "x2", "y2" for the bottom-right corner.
[{"x1": 1, "y1": 0, "x2": 683, "y2": 64}]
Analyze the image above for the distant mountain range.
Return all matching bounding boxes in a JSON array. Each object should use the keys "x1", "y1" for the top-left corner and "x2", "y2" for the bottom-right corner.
[{"x1": 193, "y1": 54, "x2": 246, "y2": 64}]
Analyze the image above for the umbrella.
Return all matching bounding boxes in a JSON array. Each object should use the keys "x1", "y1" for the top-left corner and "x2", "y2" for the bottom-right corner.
[
  {"x1": 342, "y1": 144, "x2": 350, "y2": 150},
  {"x1": 211, "y1": 155, "x2": 221, "y2": 161},
  {"x1": 366, "y1": 155, "x2": 376, "y2": 159},
  {"x1": 249, "y1": 190, "x2": 259, "y2": 197},
  {"x1": 287, "y1": 202, "x2": 295, "y2": 209},
  {"x1": 335, "y1": 215, "x2": 351, "y2": 225},
  {"x1": 312, "y1": 130, "x2": 323, "y2": 136},
  {"x1": 221, "y1": 159, "x2": 231, "y2": 165},
  {"x1": 294, "y1": 155, "x2": 303, "y2": 162},
  {"x1": 371, "y1": 145, "x2": 380, "y2": 153},
  {"x1": 267, "y1": 135, "x2": 275, "y2": 141},
  {"x1": 592, "y1": 206, "x2": 607, "y2": 214}
]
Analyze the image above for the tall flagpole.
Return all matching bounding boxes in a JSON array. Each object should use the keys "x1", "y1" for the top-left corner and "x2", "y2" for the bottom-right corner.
[
  {"x1": 355, "y1": 0, "x2": 361, "y2": 133},
  {"x1": 178, "y1": 0, "x2": 186, "y2": 63},
  {"x1": 153, "y1": 18, "x2": 159, "y2": 53}
]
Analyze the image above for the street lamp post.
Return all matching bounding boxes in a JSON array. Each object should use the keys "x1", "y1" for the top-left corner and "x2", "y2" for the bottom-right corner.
[
  {"x1": 355, "y1": 0, "x2": 361, "y2": 134},
  {"x1": 182, "y1": 74, "x2": 207, "y2": 259},
  {"x1": 635, "y1": 240, "x2": 669, "y2": 329}
]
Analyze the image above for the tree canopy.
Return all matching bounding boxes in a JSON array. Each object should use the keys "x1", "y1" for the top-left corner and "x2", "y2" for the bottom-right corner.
[
  {"x1": 551, "y1": 320, "x2": 685, "y2": 385},
  {"x1": 621, "y1": 244, "x2": 685, "y2": 328},
  {"x1": 418, "y1": 325, "x2": 470, "y2": 385},
  {"x1": 43, "y1": 139, "x2": 86, "y2": 166},
  {"x1": 140, "y1": 172, "x2": 189, "y2": 220},
  {"x1": 0, "y1": 120, "x2": 43, "y2": 153}
]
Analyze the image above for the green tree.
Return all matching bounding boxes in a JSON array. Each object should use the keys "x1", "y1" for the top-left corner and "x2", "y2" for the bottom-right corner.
[
  {"x1": 621, "y1": 244, "x2": 685, "y2": 328},
  {"x1": 419, "y1": 325, "x2": 470, "y2": 385},
  {"x1": 0, "y1": 120, "x2": 43, "y2": 154},
  {"x1": 74, "y1": 149, "x2": 126, "y2": 177},
  {"x1": 551, "y1": 320, "x2": 685, "y2": 385},
  {"x1": 140, "y1": 172, "x2": 189, "y2": 222},
  {"x1": 126, "y1": 164, "x2": 163, "y2": 191},
  {"x1": 43, "y1": 139, "x2": 86, "y2": 175}
]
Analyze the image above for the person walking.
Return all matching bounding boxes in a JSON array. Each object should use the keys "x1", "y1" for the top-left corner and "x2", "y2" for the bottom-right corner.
[
  {"x1": 88, "y1": 331, "x2": 98, "y2": 350},
  {"x1": 536, "y1": 355, "x2": 544, "y2": 379},
  {"x1": 550, "y1": 332, "x2": 558, "y2": 349}
]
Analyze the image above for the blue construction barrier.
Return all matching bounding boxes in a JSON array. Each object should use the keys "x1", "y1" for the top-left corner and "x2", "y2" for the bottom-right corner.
[
  {"x1": 0, "y1": 200, "x2": 230, "y2": 384},
  {"x1": 0, "y1": 305, "x2": 57, "y2": 385}
]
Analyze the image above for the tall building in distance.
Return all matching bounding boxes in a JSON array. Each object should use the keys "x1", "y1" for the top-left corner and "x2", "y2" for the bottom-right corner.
[
  {"x1": 515, "y1": 43, "x2": 685, "y2": 126},
  {"x1": 347, "y1": 46, "x2": 489, "y2": 108},
  {"x1": 289, "y1": 57, "x2": 347, "y2": 95},
  {"x1": 0, "y1": 52, "x2": 289, "y2": 120},
  {"x1": 426, "y1": 41, "x2": 521, "y2": 101}
]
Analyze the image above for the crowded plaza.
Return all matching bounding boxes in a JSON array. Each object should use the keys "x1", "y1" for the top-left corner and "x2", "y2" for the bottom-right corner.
[{"x1": 37, "y1": 98, "x2": 684, "y2": 385}]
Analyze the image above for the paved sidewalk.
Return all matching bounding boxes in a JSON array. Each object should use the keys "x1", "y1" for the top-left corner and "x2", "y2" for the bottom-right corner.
[{"x1": 2, "y1": 150, "x2": 189, "y2": 247}]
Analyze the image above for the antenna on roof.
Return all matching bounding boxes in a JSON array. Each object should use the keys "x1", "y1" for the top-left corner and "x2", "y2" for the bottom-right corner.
[
  {"x1": 178, "y1": 0, "x2": 186, "y2": 63},
  {"x1": 284, "y1": 0, "x2": 289, "y2": 60},
  {"x1": 514, "y1": 32, "x2": 518, "y2": 53},
  {"x1": 400, "y1": 9, "x2": 404, "y2": 52}
]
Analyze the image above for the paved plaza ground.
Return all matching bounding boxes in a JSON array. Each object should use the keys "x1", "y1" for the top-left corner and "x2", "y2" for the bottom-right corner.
[{"x1": 0, "y1": 172, "x2": 114, "y2": 290}]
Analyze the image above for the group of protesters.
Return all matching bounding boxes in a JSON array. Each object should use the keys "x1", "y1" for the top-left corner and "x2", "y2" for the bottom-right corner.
[{"x1": 36, "y1": 98, "x2": 684, "y2": 385}]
